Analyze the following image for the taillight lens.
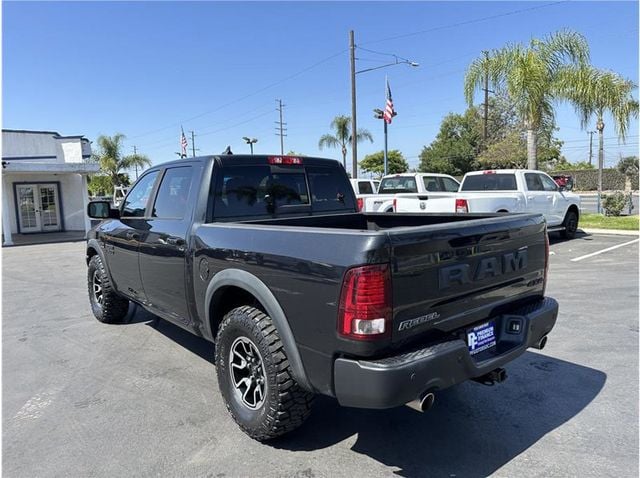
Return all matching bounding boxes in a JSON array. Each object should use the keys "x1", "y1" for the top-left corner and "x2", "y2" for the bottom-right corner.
[
  {"x1": 543, "y1": 228, "x2": 550, "y2": 295},
  {"x1": 393, "y1": 198, "x2": 397, "y2": 212},
  {"x1": 268, "y1": 156, "x2": 303, "y2": 165},
  {"x1": 357, "y1": 197, "x2": 364, "y2": 212},
  {"x1": 455, "y1": 198, "x2": 469, "y2": 213},
  {"x1": 338, "y1": 264, "x2": 392, "y2": 340}
]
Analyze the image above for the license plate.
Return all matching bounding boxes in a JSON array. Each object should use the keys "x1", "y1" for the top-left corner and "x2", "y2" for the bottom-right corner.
[{"x1": 467, "y1": 321, "x2": 496, "y2": 355}]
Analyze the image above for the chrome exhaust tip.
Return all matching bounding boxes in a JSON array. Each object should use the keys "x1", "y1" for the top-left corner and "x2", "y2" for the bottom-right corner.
[
  {"x1": 533, "y1": 336, "x2": 548, "y2": 350},
  {"x1": 406, "y1": 391, "x2": 435, "y2": 413}
]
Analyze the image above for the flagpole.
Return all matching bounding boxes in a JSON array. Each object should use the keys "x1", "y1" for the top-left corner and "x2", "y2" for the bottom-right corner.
[{"x1": 384, "y1": 76, "x2": 388, "y2": 176}]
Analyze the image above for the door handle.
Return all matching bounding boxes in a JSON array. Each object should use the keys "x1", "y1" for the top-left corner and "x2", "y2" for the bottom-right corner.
[
  {"x1": 126, "y1": 231, "x2": 140, "y2": 240},
  {"x1": 527, "y1": 196, "x2": 534, "y2": 200},
  {"x1": 166, "y1": 237, "x2": 185, "y2": 246}
]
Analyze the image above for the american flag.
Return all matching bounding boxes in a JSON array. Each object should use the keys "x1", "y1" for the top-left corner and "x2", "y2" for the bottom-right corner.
[
  {"x1": 383, "y1": 79, "x2": 395, "y2": 124},
  {"x1": 180, "y1": 127, "x2": 188, "y2": 157}
]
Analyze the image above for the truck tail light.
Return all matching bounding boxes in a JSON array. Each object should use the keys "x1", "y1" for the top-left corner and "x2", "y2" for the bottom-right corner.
[
  {"x1": 268, "y1": 156, "x2": 303, "y2": 165},
  {"x1": 455, "y1": 198, "x2": 469, "y2": 213},
  {"x1": 543, "y1": 228, "x2": 550, "y2": 295},
  {"x1": 338, "y1": 264, "x2": 392, "y2": 340},
  {"x1": 357, "y1": 197, "x2": 364, "y2": 212},
  {"x1": 393, "y1": 198, "x2": 397, "y2": 212}
]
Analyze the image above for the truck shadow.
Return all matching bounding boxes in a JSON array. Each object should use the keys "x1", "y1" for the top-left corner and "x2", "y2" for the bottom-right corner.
[
  {"x1": 272, "y1": 352, "x2": 606, "y2": 477},
  {"x1": 134, "y1": 312, "x2": 606, "y2": 477}
]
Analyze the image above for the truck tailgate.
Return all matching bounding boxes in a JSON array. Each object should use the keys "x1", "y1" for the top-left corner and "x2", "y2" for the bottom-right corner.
[{"x1": 388, "y1": 213, "x2": 546, "y2": 344}]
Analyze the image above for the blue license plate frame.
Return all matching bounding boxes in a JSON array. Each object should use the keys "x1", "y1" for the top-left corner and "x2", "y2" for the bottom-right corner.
[{"x1": 467, "y1": 320, "x2": 497, "y2": 355}]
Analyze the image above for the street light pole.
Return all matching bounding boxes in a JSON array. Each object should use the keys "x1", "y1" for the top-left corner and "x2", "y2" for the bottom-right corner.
[
  {"x1": 350, "y1": 30, "x2": 358, "y2": 178},
  {"x1": 242, "y1": 137, "x2": 258, "y2": 155}
]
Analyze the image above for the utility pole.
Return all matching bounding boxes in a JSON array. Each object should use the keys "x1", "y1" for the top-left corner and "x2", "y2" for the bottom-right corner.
[
  {"x1": 275, "y1": 99, "x2": 287, "y2": 155},
  {"x1": 482, "y1": 50, "x2": 489, "y2": 141},
  {"x1": 132, "y1": 146, "x2": 139, "y2": 180},
  {"x1": 190, "y1": 130, "x2": 198, "y2": 157},
  {"x1": 349, "y1": 30, "x2": 358, "y2": 178},
  {"x1": 588, "y1": 131, "x2": 594, "y2": 166}
]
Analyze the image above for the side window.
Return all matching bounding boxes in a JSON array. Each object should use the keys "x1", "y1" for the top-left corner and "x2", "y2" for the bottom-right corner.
[
  {"x1": 525, "y1": 173, "x2": 544, "y2": 191},
  {"x1": 539, "y1": 174, "x2": 559, "y2": 192},
  {"x1": 441, "y1": 177, "x2": 460, "y2": 192},
  {"x1": 358, "y1": 181, "x2": 373, "y2": 194},
  {"x1": 121, "y1": 171, "x2": 159, "y2": 217},
  {"x1": 423, "y1": 176, "x2": 440, "y2": 191},
  {"x1": 152, "y1": 166, "x2": 194, "y2": 219}
]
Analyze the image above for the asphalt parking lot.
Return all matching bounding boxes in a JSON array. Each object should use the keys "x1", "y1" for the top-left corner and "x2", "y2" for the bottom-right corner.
[{"x1": 3, "y1": 232, "x2": 639, "y2": 477}]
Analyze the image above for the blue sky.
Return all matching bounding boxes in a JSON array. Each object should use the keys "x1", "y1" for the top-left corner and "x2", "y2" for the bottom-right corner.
[{"x1": 3, "y1": 1, "x2": 638, "y2": 175}]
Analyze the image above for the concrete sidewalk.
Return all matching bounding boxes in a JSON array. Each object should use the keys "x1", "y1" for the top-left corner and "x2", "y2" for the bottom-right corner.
[{"x1": 580, "y1": 228, "x2": 639, "y2": 236}]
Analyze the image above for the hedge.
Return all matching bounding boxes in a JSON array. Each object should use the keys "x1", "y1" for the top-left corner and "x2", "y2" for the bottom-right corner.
[{"x1": 549, "y1": 169, "x2": 627, "y2": 191}]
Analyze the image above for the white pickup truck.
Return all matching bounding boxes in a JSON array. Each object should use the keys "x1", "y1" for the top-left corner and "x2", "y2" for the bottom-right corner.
[
  {"x1": 350, "y1": 178, "x2": 380, "y2": 195},
  {"x1": 358, "y1": 172, "x2": 460, "y2": 212},
  {"x1": 395, "y1": 169, "x2": 581, "y2": 238}
]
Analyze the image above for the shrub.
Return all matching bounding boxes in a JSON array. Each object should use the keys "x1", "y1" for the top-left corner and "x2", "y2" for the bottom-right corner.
[
  {"x1": 549, "y1": 169, "x2": 626, "y2": 191},
  {"x1": 602, "y1": 191, "x2": 628, "y2": 216}
]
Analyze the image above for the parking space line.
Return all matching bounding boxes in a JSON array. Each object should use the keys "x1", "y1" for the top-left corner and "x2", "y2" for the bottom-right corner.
[{"x1": 570, "y1": 238, "x2": 639, "y2": 262}]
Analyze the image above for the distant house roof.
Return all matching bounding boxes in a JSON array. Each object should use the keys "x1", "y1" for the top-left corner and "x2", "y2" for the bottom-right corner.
[{"x1": 2, "y1": 129, "x2": 87, "y2": 140}]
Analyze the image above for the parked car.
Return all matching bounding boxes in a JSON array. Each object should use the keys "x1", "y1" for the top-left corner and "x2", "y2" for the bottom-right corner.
[
  {"x1": 86, "y1": 155, "x2": 558, "y2": 441},
  {"x1": 350, "y1": 178, "x2": 380, "y2": 195},
  {"x1": 360, "y1": 172, "x2": 460, "y2": 212},
  {"x1": 552, "y1": 174, "x2": 574, "y2": 191}
]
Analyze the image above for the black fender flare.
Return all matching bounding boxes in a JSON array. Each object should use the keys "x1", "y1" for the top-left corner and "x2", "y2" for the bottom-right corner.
[
  {"x1": 86, "y1": 239, "x2": 115, "y2": 285},
  {"x1": 204, "y1": 268, "x2": 313, "y2": 391}
]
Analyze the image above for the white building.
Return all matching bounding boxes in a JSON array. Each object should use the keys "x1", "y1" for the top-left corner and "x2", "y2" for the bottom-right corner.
[{"x1": 2, "y1": 129, "x2": 100, "y2": 245}]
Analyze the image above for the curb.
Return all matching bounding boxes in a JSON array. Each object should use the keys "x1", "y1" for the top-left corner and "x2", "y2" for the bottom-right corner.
[{"x1": 580, "y1": 228, "x2": 640, "y2": 236}]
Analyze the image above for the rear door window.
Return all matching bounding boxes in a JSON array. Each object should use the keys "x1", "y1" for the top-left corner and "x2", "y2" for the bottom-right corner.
[
  {"x1": 422, "y1": 176, "x2": 441, "y2": 191},
  {"x1": 525, "y1": 173, "x2": 544, "y2": 191},
  {"x1": 152, "y1": 166, "x2": 193, "y2": 219},
  {"x1": 358, "y1": 181, "x2": 374, "y2": 194},
  {"x1": 461, "y1": 174, "x2": 518, "y2": 191}
]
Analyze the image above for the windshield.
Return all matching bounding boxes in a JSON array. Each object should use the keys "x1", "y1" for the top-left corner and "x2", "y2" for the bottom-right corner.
[{"x1": 379, "y1": 176, "x2": 418, "y2": 194}]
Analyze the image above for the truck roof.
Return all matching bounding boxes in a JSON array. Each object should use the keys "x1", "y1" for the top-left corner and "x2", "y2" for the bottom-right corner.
[
  {"x1": 381, "y1": 172, "x2": 455, "y2": 179},
  {"x1": 464, "y1": 169, "x2": 547, "y2": 176},
  {"x1": 145, "y1": 154, "x2": 342, "y2": 170}
]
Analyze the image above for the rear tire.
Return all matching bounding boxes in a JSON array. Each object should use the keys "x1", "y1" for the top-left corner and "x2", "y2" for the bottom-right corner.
[
  {"x1": 87, "y1": 255, "x2": 129, "y2": 323},
  {"x1": 215, "y1": 306, "x2": 314, "y2": 441},
  {"x1": 560, "y1": 210, "x2": 579, "y2": 239}
]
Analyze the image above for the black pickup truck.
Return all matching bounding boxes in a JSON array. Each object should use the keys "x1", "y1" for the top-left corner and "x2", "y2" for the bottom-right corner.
[{"x1": 86, "y1": 154, "x2": 558, "y2": 440}]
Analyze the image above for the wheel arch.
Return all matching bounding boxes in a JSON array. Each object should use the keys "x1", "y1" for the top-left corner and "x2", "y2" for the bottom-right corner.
[
  {"x1": 86, "y1": 239, "x2": 115, "y2": 284},
  {"x1": 567, "y1": 203, "x2": 580, "y2": 219},
  {"x1": 205, "y1": 269, "x2": 313, "y2": 391}
]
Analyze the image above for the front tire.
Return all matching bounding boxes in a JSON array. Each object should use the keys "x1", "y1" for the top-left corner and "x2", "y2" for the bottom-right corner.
[
  {"x1": 561, "y1": 210, "x2": 579, "y2": 239},
  {"x1": 87, "y1": 255, "x2": 129, "y2": 323},
  {"x1": 215, "y1": 306, "x2": 314, "y2": 441}
]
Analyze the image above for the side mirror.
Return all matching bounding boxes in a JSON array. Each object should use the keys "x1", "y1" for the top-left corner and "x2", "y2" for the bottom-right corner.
[{"x1": 87, "y1": 201, "x2": 118, "y2": 219}]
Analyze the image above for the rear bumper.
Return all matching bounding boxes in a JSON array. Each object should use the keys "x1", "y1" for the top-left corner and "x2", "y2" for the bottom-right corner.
[{"x1": 333, "y1": 297, "x2": 558, "y2": 408}]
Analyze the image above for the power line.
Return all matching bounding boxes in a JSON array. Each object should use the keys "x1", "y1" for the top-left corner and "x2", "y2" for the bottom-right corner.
[
  {"x1": 129, "y1": 49, "x2": 347, "y2": 140},
  {"x1": 360, "y1": 1, "x2": 569, "y2": 45}
]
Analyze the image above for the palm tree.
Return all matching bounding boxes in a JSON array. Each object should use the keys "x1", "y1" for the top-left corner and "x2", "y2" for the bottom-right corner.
[
  {"x1": 92, "y1": 133, "x2": 151, "y2": 190},
  {"x1": 557, "y1": 66, "x2": 638, "y2": 167},
  {"x1": 465, "y1": 30, "x2": 590, "y2": 169},
  {"x1": 318, "y1": 115, "x2": 373, "y2": 170}
]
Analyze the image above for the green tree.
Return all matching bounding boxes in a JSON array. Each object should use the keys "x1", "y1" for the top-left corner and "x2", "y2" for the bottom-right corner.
[
  {"x1": 551, "y1": 159, "x2": 594, "y2": 171},
  {"x1": 359, "y1": 150, "x2": 409, "y2": 176},
  {"x1": 617, "y1": 156, "x2": 639, "y2": 180},
  {"x1": 418, "y1": 109, "x2": 482, "y2": 175},
  {"x1": 92, "y1": 134, "x2": 151, "y2": 190},
  {"x1": 557, "y1": 66, "x2": 638, "y2": 174},
  {"x1": 476, "y1": 133, "x2": 527, "y2": 169},
  {"x1": 318, "y1": 115, "x2": 373, "y2": 170},
  {"x1": 465, "y1": 30, "x2": 590, "y2": 169},
  {"x1": 87, "y1": 174, "x2": 131, "y2": 197}
]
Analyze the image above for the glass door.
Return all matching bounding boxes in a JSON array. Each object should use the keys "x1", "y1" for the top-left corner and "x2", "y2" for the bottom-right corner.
[
  {"x1": 38, "y1": 184, "x2": 61, "y2": 231},
  {"x1": 16, "y1": 185, "x2": 41, "y2": 233},
  {"x1": 16, "y1": 183, "x2": 61, "y2": 233}
]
